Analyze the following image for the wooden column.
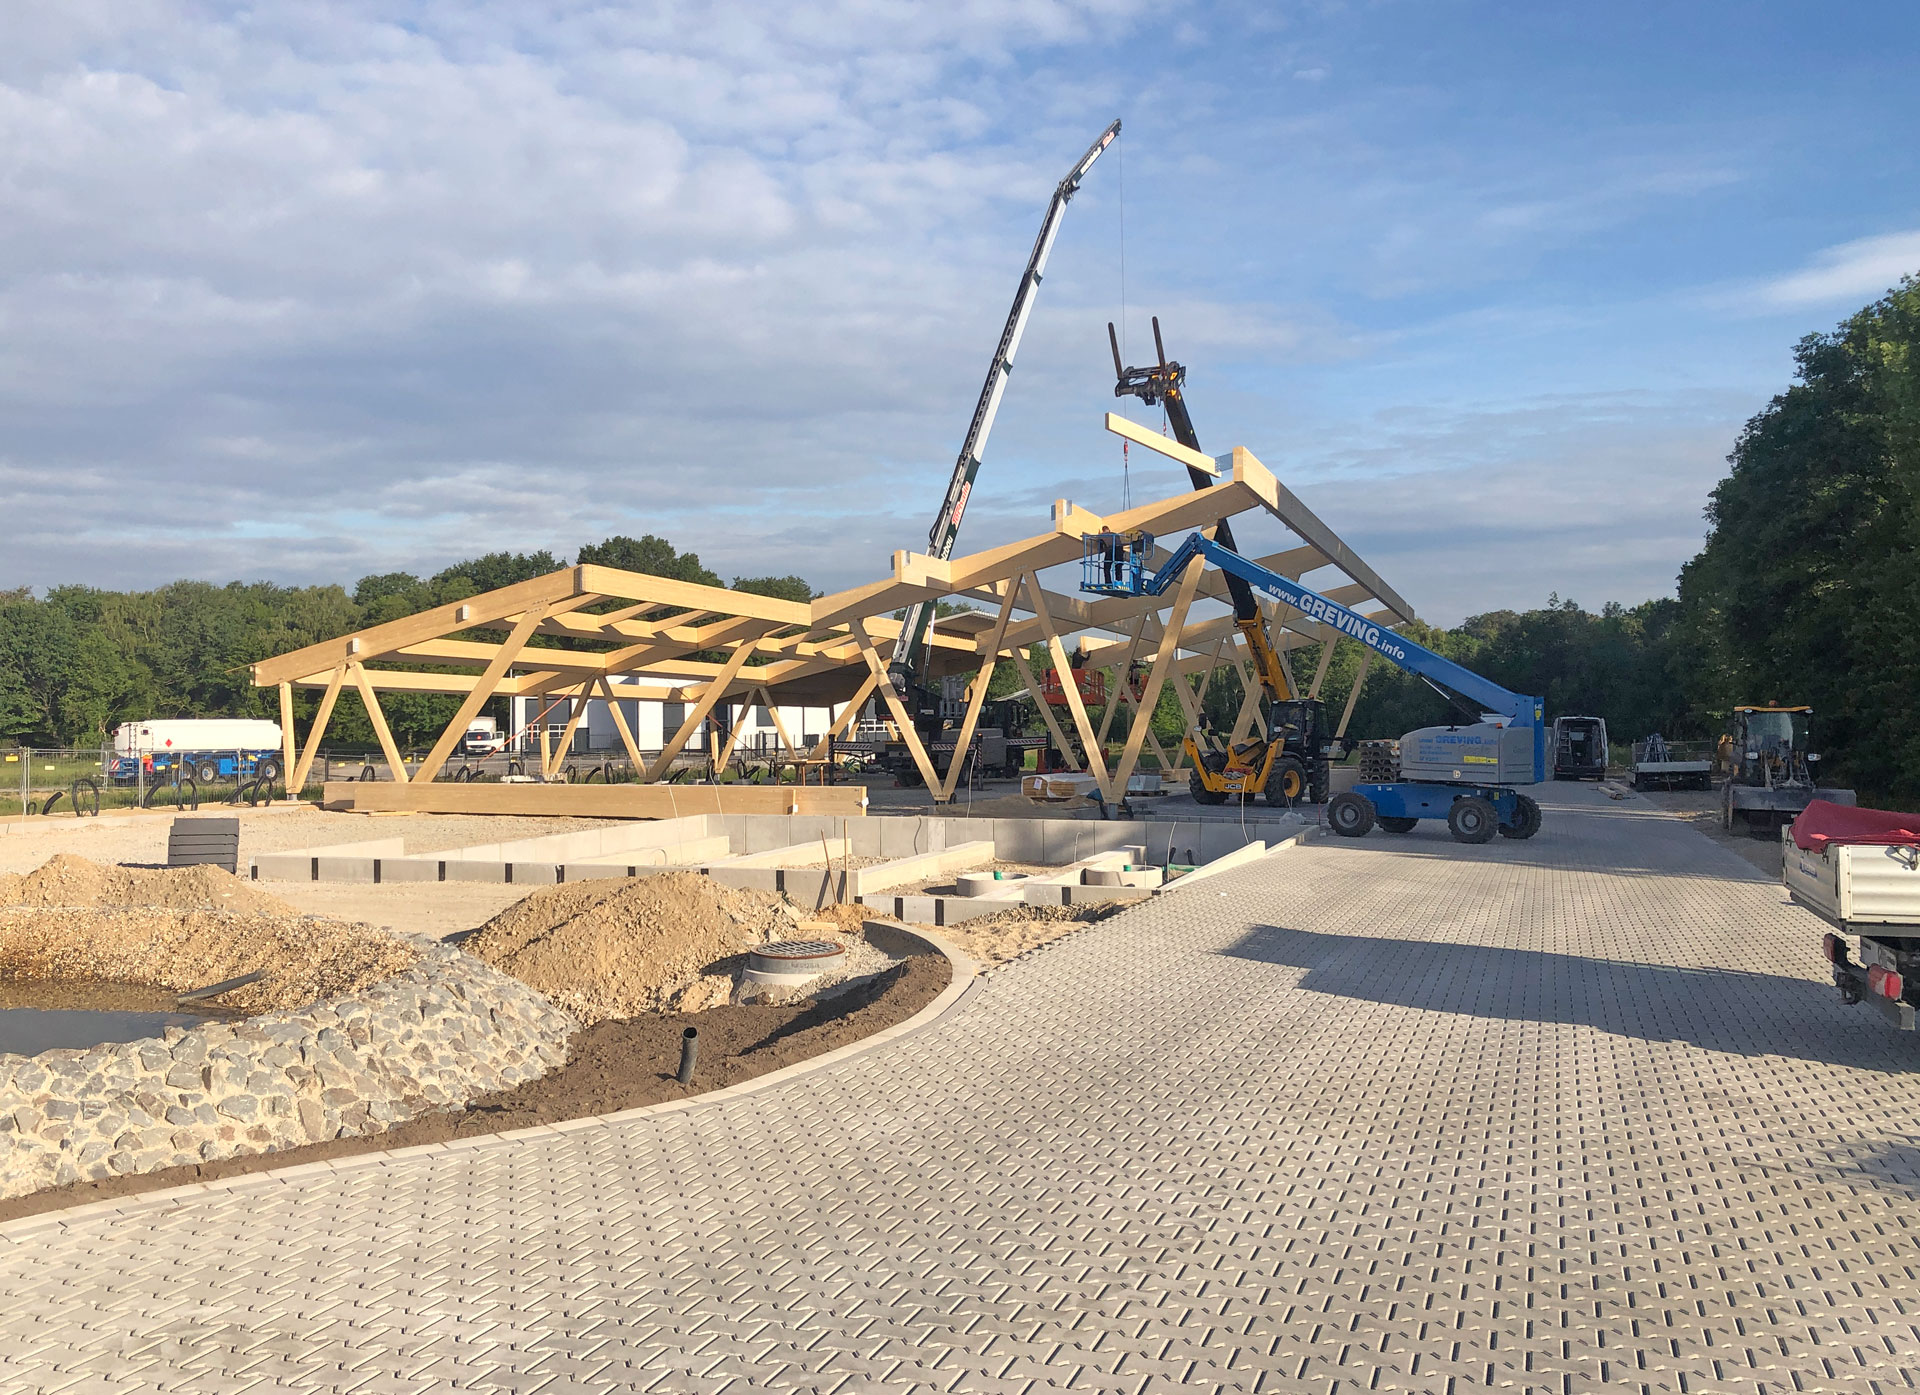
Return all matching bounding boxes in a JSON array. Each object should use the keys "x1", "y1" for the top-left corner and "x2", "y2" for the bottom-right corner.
[
  {"x1": 1108, "y1": 556, "x2": 1205, "y2": 798},
  {"x1": 277, "y1": 682, "x2": 296, "y2": 797},
  {"x1": 597, "y1": 679, "x2": 646, "y2": 774},
  {"x1": 808, "y1": 672, "x2": 879, "y2": 760},
  {"x1": 1307, "y1": 638, "x2": 1337, "y2": 700},
  {"x1": 543, "y1": 681, "x2": 595, "y2": 778},
  {"x1": 1337, "y1": 650, "x2": 1374, "y2": 738},
  {"x1": 289, "y1": 665, "x2": 346, "y2": 795},
  {"x1": 934, "y1": 577, "x2": 1022, "y2": 803},
  {"x1": 849, "y1": 619, "x2": 943, "y2": 793},
  {"x1": 647, "y1": 641, "x2": 758, "y2": 782},
  {"x1": 1010, "y1": 647, "x2": 1080, "y2": 772},
  {"x1": 349, "y1": 663, "x2": 408, "y2": 784},
  {"x1": 414, "y1": 605, "x2": 550, "y2": 784},
  {"x1": 1025, "y1": 573, "x2": 1112, "y2": 803}
]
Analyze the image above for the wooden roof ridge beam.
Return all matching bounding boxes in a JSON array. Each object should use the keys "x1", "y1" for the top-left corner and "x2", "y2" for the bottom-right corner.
[
  {"x1": 576, "y1": 563, "x2": 811, "y2": 627},
  {"x1": 251, "y1": 569, "x2": 589, "y2": 687},
  {"x1": 1104, "y1": 412, "x2": 1220, "y2": 477},
  {"x1": 1224, "y1": 443, "x2": 1418, "y2": 624}
]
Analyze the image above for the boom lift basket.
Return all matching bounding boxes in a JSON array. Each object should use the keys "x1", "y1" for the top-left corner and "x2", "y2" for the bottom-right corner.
[{"x1": 1082, "y1": 530, "x2": 1156, "y2": 597}]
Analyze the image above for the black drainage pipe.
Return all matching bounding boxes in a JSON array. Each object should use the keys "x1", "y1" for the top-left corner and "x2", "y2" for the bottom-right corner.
[{"x1": 676, "y1": 1026, "x2": 700, "y2": 1085}]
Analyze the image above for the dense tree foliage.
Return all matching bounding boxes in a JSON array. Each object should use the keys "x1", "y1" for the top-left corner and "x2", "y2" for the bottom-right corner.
[
  {"x1": 1676, "y1": 277, "x2": 1920, "y2": 800},
  {"x1": 3, "y1": 280, "x2": 1914, "y2": 796}
]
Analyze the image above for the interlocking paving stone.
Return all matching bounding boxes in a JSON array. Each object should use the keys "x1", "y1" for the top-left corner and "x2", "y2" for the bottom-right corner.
[{"x1": 3, "y1": 782, "x2": 1919, "y2": 1393}]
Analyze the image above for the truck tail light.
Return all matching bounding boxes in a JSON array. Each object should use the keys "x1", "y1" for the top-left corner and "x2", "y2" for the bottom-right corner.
[
  {"x1": 1822, "y1": 932, "x2": 1842, "y2": 964},
  {"x1": 1868, "y1": 965, "x2": 1905, "y2": 1001}
]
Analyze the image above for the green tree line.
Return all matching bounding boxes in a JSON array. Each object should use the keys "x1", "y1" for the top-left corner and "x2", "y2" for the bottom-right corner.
[
  {"x1": 0, "y1": 535, "x2": 811, "y2": 752},
  {"x1": 3, "y1": 276, "x2": 1915, "y2": 798}
]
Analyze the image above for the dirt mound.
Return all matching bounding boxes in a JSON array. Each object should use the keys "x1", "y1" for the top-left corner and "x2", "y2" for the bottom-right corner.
[
  {"x1": 0, "y1": 854, "x2": 298, "y2": 916},
  {"x1": 466, "y1": 872, "x2": 800, "y2": 1023},
  {"x1": 0, "y1": 856, "x2": 417, "y2": 1014}
]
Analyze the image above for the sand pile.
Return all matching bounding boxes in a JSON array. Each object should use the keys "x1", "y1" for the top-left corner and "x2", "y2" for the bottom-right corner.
[
  {"x1": 934, "y1": 902, "x2": 1123, "y2": 967},
  {"x1": 466, "y1": 872, "x2": 800, "y2": 1023},
  {"x1": 0, "y1": 855, "x2": 418, "y2": 1013}
]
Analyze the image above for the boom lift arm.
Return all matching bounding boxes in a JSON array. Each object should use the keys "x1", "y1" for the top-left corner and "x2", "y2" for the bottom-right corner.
[
  {"x1": 1086, "y1": 529, "x2": 1545, "y2": 780},
  {"x1": 888, "y1": 119, "x2": 1122, "y2": 693}
]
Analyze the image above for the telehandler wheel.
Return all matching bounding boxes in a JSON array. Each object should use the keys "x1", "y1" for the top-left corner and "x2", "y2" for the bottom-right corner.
[
  {"x1": 1327, "y1": 792, "x2": 1375, "y2": 837},
  {"x1": 1188, "y1": 769, "x2": 1228, "y2": 806},
  {"x1": 1378, "y1": 816, "x2": 1419, "y2": 834},
  {"x1": 1499, "y1": 793, "x2": 1542, "y2": 840},
  {"x1": 1447, "y1": 797, "x2": 1498, "y2": 844},
  {"x1": 1265, "y1": 755, "x2": 1308, "y2": 807}
]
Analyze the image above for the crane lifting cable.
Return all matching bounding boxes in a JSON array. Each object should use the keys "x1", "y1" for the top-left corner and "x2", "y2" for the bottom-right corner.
[{"x1": 887, "y1": 119, "x2": 1121, "y2": 698}]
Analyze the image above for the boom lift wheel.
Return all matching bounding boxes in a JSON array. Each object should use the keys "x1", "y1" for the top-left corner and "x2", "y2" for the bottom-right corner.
[
  {"x1": 1447, "y1": 797, "x2": 1498, "y2": 844},
  {"x1": 1265, "y1": 755, "x2": 1307, "y2": 808},
  {"x1": 1378, "y1": 816, "x2": 1418, "y2": 834},
  {"x1": 1327, "y1": 792, "x2": 1375, "y2": 837},
  {"x1": 1498, "y1": 793, "x2": 1542, "y2": 840}
]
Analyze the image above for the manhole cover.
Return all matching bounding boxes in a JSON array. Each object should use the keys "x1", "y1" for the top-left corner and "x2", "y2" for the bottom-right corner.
[{"x1": 749, "y1": 940, "x2": 848, "y2": 972}]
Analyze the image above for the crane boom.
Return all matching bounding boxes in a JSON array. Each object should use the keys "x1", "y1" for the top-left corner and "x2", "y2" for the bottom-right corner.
[{"x1": 889, "y1": 119, "x2": 1121, "y2": 688}]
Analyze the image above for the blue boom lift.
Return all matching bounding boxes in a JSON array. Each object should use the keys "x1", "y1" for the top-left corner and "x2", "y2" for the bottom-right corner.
[{"x1": 1081, "y1": 530, "x2": 1547, "y2": 844}]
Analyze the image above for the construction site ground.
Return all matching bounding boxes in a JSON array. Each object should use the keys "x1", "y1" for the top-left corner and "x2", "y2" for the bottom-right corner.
[{"x1": 5, "y1": 779, "x2": 1916, "y2": 1391}]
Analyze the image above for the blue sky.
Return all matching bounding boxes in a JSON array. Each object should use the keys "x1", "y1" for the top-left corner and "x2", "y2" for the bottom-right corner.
[{"x1": 2, "y1": 1, "x2": 1916, "y2": 623}]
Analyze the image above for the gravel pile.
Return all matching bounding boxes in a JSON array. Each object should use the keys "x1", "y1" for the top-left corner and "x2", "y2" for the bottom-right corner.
[{"x1": 0, "y1": 855, "x2": 418, "y2": 1013}]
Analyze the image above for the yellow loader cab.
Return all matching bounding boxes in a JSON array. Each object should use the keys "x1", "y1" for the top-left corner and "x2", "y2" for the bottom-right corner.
[{"x1": 1722, "y1": 704, "x2": 1855, "y2": 836}]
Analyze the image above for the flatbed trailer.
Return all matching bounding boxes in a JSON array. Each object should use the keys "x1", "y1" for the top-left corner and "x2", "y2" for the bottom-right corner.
[
  {"x1": 1630, "y1": 738, "x2": 1714, "y2": 791},
  {"x1": 1786, "y1": 801, "x2": 1920, "y2": 1031}
]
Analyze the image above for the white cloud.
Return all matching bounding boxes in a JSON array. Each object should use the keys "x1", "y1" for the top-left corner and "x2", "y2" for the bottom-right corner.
[{"x1": 1760, "y1": 230, "x2": 1920, "y2": 306}]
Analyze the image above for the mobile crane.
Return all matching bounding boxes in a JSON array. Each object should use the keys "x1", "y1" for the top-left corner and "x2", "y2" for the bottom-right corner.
[
  {"x1": 1083, "y1": 530, "x2": 1546, "y2": 843},
  {"x1": 876, "y1": 119, "x2": 1121, "y2": 786},
  {"x1": 1109, "y1": 318, "x2": 1339, "y2": 806}
]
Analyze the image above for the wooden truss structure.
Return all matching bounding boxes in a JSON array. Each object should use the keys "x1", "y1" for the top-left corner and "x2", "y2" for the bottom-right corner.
[{"x1": 252, "y1": 418, "x2": 1415, "y2": 812}]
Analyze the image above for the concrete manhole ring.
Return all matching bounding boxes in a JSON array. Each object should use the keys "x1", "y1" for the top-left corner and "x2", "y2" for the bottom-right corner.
[
  {"x1": 749, "y1": 940, "x2": 848, "y2": 973},
  {"x1": 742, "y1": 940, "x2": 849, "y2": 994}
]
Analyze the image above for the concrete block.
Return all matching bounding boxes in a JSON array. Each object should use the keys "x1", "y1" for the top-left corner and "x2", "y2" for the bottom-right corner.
[
  {"x1": 888, "y1": 895, "x2": 940, "y2": 924},
  {"x1": 706, "y1": 866, "x2": 782, "y2": 895},
  {"x1": 778, "y1": 867, "x2": 852, "y2": 907},
  {"x1": 938, "y1": 897, "x2": 1018, "y2": 924},
  {"x1": 508, "y1": 863, "x2": 558, "y2": 886},
  {"x1": 1021, "y1": 882, "x2": 1071, "y2": 907},
  {"x1": 249, "y1": 853, "x2": 316, "y2": 882},
  {"x1": 442, "y1": 860, "x2": 507, "y2": 884},
  {"x1": 846, "y1": 819, "x2": 884, "y2": 857},
  {"x1": 1168, "y1": 839, "x2": 1270, "y2": 890},
  {"x1": 377, "y1": 859, "x2": 441, "y2": 884},
  {"x1": 878, "y1": 818, "x2": 932, "y2": 859},
  {"x1": 989, "y1": 818, "x2": 1046, "y2": 863},
  {"x1": 1064, "y1": 884, "x2": 1154, "y2": 905},
  {"x1": 314, "y1": 856, "x2": 378, "y2": 884},
  {"x1": 563, "y1": 863, "x2": 630, "y2": 881},
  {"x1": 711, "y1": 840, "x2": 829, "y2": 869}
]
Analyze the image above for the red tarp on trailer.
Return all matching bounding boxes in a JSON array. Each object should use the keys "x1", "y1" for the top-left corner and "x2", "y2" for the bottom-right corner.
[{"x1": 1791, "y1": 799, "x2": 1920, "y2": 852}]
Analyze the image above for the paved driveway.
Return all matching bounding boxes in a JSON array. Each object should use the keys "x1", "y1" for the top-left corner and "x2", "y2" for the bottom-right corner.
[{"x1": 3, "y1": 782, "x2": 1916, "y2": 1393}]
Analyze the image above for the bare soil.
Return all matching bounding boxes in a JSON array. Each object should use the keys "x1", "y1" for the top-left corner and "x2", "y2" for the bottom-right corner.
[
  {"x1": 0, "y1": 951, "x2": 949, "y2": 1226},
  {"x1": 0, "y1": 856, "x2": 416, "y2": 1012},
  {"x1": 465, "y1": 872, "x2": 806, "y2": 1023}
]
